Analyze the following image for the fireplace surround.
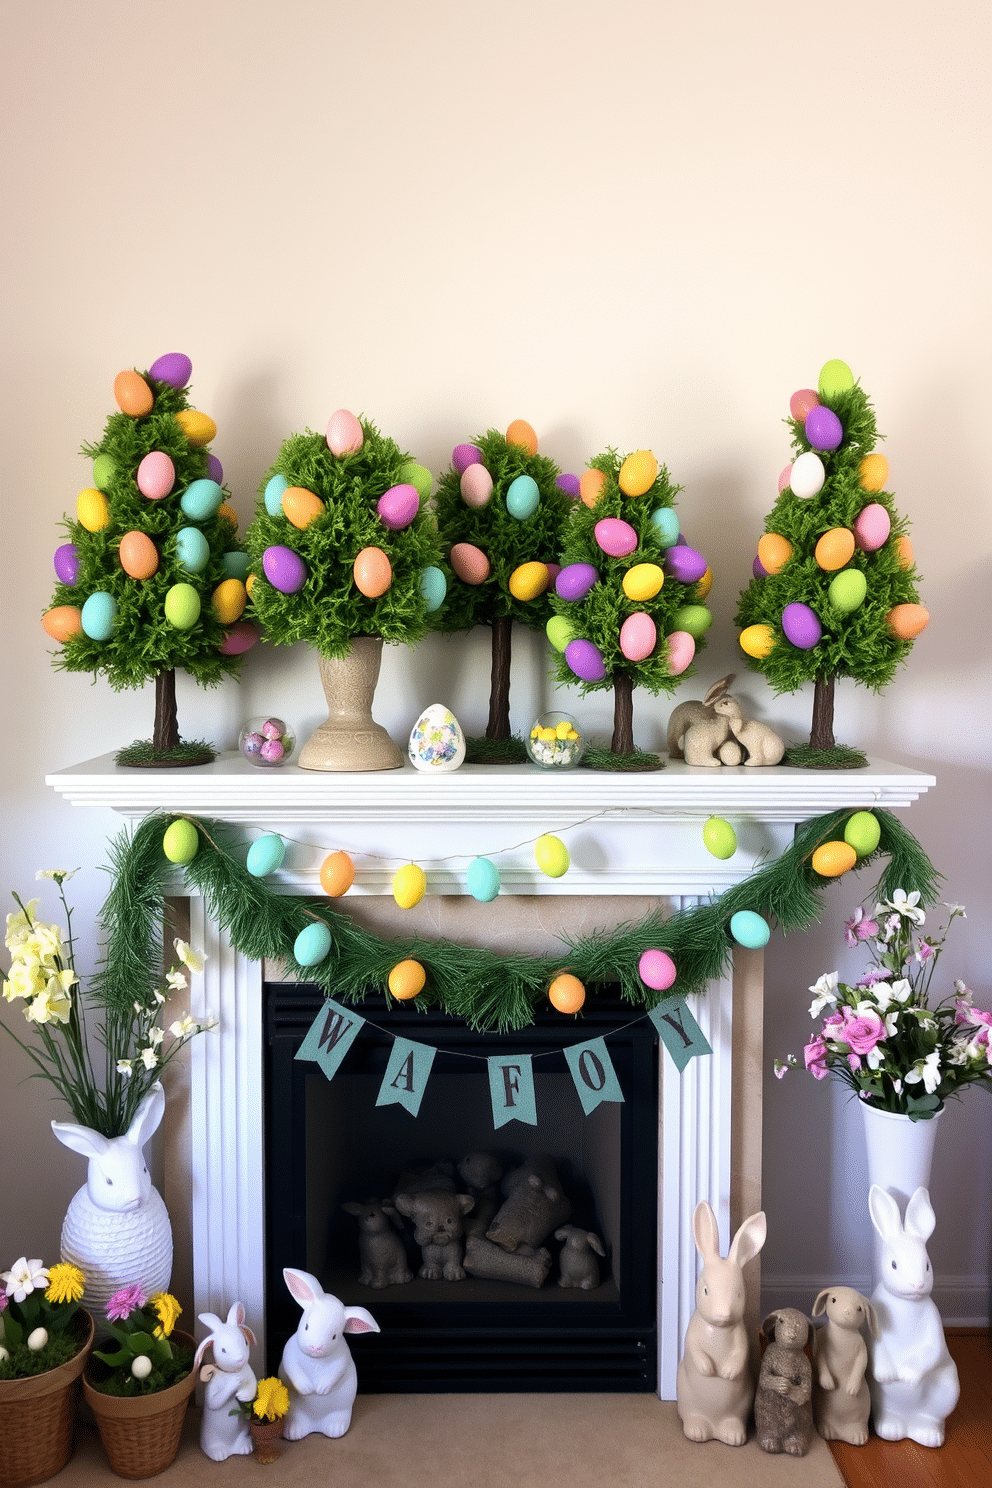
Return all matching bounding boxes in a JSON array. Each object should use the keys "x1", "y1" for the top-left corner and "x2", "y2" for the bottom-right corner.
[{"x1": 47, "y1": 752, "x2": 934, "y2": 1399}]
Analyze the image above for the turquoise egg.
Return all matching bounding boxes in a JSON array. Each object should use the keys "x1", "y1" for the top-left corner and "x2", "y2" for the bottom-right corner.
[
  {"x1": 264, "y1": 473, "x2": 288, "y2": 516},
  {"x1": 180, "y1": 478, "x2": 223, "y2": 521},
  {"x1": 175, "y1": 526, "x2": 210, "y2": 573},
  {"x1": 505, "y1": 474, "x2": 540, "y2": 520},
  {"x1": 730, "y1": 910, "x2": 770, "y2": 948},
  {"x1": 294, "y1": 921, "x2": 332, "y2": 967},
  {"x1": 466, "y1": 856, "x2": 501, "y2": 902},
  {"x1": 222, "y1": 551, "x2": 250, "y2": 579},
  {"x1": 650, "y1": 507, "x2": 680, "y2": 546},
  {"x1": 80, "y1": 591, "x2": 117, "y2": 641},
  {"x1": 419, "y1": 565, "x2": 447, "y2": 613},
  {"x1": 246, "y1": 834, "x2": 286, "y2": 878}
]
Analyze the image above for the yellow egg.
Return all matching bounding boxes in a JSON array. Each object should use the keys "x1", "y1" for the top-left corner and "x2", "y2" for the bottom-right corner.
[
  {"x1": 217, "y1": 503, "x2": 238, "y2": 530},
  {"x1": 695, "y1": 566, "x2": 713, "y2": 601},
  {"x1": 113, "y1": 369, "x2": 153, "y2": 417},
  {"x1": 388, "y1": 959, "x2": 426, "y2": 1001},
  {"x1": 119, "y1": 530, "x2": 159, "y2": 580},
  {"x1": 320, "y1": 850, "x2": 355, "y2": 897},
  {"x1": 548, "y1": 972, "x2": 585, "y2": 1014},
  {"x1": 508, "y1": 561, "x2": 550, "y2": 601},
  {"x1": 622, "y1": 563, "x2": 664, "y2": 602},
  {"x1": 175, "y1": 409, "x2": 217, "y2": 446},
  {"x1": 164, "y1": 582, "x2": 202, "y2": 630},
  {"x1": 757, "y1": 532, "x2": 793, "y2": 575},
  {"x1": 282, "y1": 486, "x2": 325, "y2": 529},
  {"x1": 393, "y1": 863, "x2": 426, "y2": 908},
  {"x1": 894, "y1": 533, "x2": 914, "y2": 570},
  {"x1": 77, "y1": 487, "x2": 110, "y2": 532},
  {"x1": 506, "y1": 418, "x2": 538, "y2": 456},
  {"x1": 811, "y1": 841, "x2": 857, "y2": 878},
  {"x1": 162, "y1": 817, "x2": 199, "y2": 864},
  {"x1": 353, "y1": 546, "x2": 393, "y2": 598},
  {"x1": 618, "y1": 450, "x2": 658, "y2": 497},
  {"x1": 212, "y1": 578, "x2": 247, "y2": 624},
  {"x1": 42, "y1": 605, "x2": 83, "y2": 641},
  {"x1": 534, "y1": 834, "x2": 569, "y2": 878},
  {"x1": 740, "y1": 623, "x2": 776, "y2": 659},
  {"x1": 245, "y1": 573, "x2": 256, "y2": 599},
  {"x1": 886, "y1": 603, "x2": 930, "y2": 640},
  {"x1": 814, "y1": 527, "x2": 856, "y2": 571},
  {"x1": 579, "y1": 469, "x2": 607, "y2": 508},
  {"x1": 859, "y1": 453, "x2": 889, "y2": 492}
]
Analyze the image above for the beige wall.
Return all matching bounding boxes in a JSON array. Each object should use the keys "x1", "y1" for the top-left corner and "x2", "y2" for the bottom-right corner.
[{"x1": 2, "y1": 1, "x2": 989, "y2": 1319}]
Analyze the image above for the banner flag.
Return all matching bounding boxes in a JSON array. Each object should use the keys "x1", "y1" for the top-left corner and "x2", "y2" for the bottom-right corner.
[
  {"x1": 648, "y1": 998, "x2": 712, "y2": 1072},
  {"x1": 563, "y1": 1036, "x2": 625, "y2": 1115},
  {"x1": 295, "y1": 997, "x2": 365, "y2": 1081},
  {"x1": 376, "y1": 1037, "x2": 437, "y2": 1117},
  {"x1": 487, "y1": 1054, "x2": 537, "y2": 1128}
]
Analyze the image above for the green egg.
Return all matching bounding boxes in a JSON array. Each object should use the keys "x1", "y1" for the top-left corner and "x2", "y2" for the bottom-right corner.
[
  {"x1": 546, "y1": 615, "x2": 577, "y2": 653},
  {"x1": 818, "y1": 359, "x2": 855, "y2": 397},
  {"x1": 164, "y1": 582, "x2": 202, "y2": 630},
  {"x1": 828, "y1": 568, "x2": 868, "y2": 614},
  {"x1": 163, "y1": 818, "x2": 199, "y2": 864},
  {"x1": 844, "y1": 810, "x2": 881, "y2": 857},
  {"x1": 672, "y1": 604, "x2": 713, "y2": 639},
  {"x1": 399, "y1": 461, "x2": 433, "y2": 500},
  {"x1": 92, "y1": 453, "x2": 116, "y2": 492},
  {"x1": 702, "y1": 816, "x2": 737, "y2": 860}
]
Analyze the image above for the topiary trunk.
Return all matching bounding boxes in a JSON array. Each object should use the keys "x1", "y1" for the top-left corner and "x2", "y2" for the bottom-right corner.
[
  {"x1": 810, "y1": 673, "x2": 836, "y2": 751},
  {"x1": 486, "y1": 615, "x2": 512, "y2": 742},
  {"x1": 611, "y1": 671, "x2": 634, "y2": 755},
  {"x1": 153, "y1": 670, "x2": 180, "y2": 754}
]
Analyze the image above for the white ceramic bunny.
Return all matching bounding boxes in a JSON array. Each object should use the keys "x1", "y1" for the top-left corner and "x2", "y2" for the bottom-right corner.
[
  {"x1": 676, "y1": 1200, "x2": 767, "y2": 1446},
  {"x1": 51, "y1": 1083, "x2": 172, "y2": 1314},
  {"x1": 867, "y1": 1184, "x2": 960, "y2": 1446},
  {"x1": 194, "y1": 1301, "x2": 258, "y2": 1461},
  {"x1": 278, "y1": 1268, "x2": 379, "y2": 1439}
]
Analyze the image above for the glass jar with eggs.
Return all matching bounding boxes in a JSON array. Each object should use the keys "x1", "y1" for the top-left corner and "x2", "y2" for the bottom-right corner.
[{"x1": 526, "y1": 712, "x2": 586, "y2": 770}]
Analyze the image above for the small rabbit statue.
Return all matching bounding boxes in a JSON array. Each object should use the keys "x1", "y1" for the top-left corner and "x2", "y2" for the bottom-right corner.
[
  {"x1": 555, "y1": 1226, "x2": 606, "y2": 1290},
  {"x1": 342, "y1": 1198, "x2": 413, "y2": 1288},
  {"x1": 51, "y1": 1083, "x2": 173, "y2": 1314},
  {"x1": 811, "y1": 1285, "x2": 878, "y2": 1446},
  {"x1": 194, "y1": 1301, "x2": 258, "y2": 1461},
  {"x1": 755, "y1": 1308, "x2": 814, "y2": 1456},
  {"x1": 278, "y1": 1268, "x2": 379, "y2": 1439},
  {"x1": 676, "y1": 1200, "x2": 767, "y2": 1446},
  {"x1": 867, "y1": 1184, "x2": 960, "y2": 1446}
]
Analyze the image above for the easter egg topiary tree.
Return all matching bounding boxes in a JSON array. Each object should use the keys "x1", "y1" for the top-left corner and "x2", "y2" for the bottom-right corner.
[
  {"x1": 734, "y1": 360, "x2": 928, "y2": 767},
  {"x1": 547, "y1": 448, "x2": 713, "y2": 767},
  {"x1": 432, "y1": 420, "x2": 574, "y2": 761},
  {"x1": 42, "y1": 353, "x2": 255, "y2": 766}
]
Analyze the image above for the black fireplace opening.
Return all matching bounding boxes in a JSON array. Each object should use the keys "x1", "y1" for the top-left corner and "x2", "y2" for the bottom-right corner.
[{"x1": 264, "y1": 984, "x2": 658, "y2": 1392}]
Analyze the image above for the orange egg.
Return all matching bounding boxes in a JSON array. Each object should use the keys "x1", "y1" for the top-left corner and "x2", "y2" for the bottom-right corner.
[
  {"x1": 353, "y1": 546, "x2": 392, "y2": 597},
  {"x1": 579, "y1": 468, "x2": 607, "y2": 508},
  {"x1": 217, "y1": 503, "x2": 238, "y2": 530},
  {"x1": 119, "y1": 530, "x2": 159, "y2": 580},
  {"x1": 757, "y1": 532, "x2": 793, "y2": 575},
  {"x1": 282, "y1": 486, "x2": 324, "y2": 529},
  {"x1": 175, "y1": 409, "x2": 217, "y2": 446},
  {"x1": 506, "y1": 418, "x2": 538, "y2": 456},
  {"x1": 388, "y1": 959, "x2": 426, "y2": 1001},
  {"x1": 695, "y1": 566, "x2": 713, "y2": 601},
  {"x1": 859, "y1": 453, "x2": 889, "y2": 492},
  {"x1": 77, "y1": 487, "x2": 110, "y2": 532},
  {"x1": 320, "y1": 850, "x2": 355, "y2": 898},
  {"x1": 212, "y1": 578, "x2": 247, "y2": 624},
  {"x1": 894, "y1": 533, "x2": 914, "y2": 569},
  {"x1": 814, "y1": 527, "x2": 856, "y2": 571},
  {"x1": 42, "y1": 605, "x2": 83, "y2": 641},
  {"x1": 811, "y1": 841, "x2": 857, "y2": 878},
  {"x1": 886, "y1": 603, "x2": 930, "y2": 640},
  {"x1": 450, "y1": 542, "x2": 490, "y2": 585},
  {"x1": 113, "y1": 369, "x2": 153, "y2": 417},
  {"x1": 548, "y1": 972, "x2": 586, "y2": 1014}
]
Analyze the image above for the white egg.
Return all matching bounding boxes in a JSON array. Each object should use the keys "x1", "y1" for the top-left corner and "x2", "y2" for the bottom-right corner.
[
  {"x1": 27, "y1": 1327, "x2": 49, "y2": 1351},
  {"x1": 131, "y1": 1354, "x2": 153, "y2": 1379}
]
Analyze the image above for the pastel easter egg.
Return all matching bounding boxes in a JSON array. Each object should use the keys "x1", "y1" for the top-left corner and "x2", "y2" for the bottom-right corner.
[
  {"x1": 545, "y1": 562, "x2": 561, "y2": 587},
  {"x1": 26, "y1": 1328, "x2": 49, "y2": 1352},
  {"x1": 665, "y1": 630, "x2": 695, "y2": 675},
  {"x1": 466, "y1": 856, "x2": 501, "y2": 903},
  {"x1": 556, "y1": 473, "x2": 581, "y2": 498},
  {"x1": 326, "y1": 408, "x2": 364, "y2": 456},
  {"x1": 564, "y1": 637, "x2": 606, "y2": 682},
  {"x1": 450, "y1": 542, "x2": 490, "y2": 585},
  {"x1": 222, "y1": 551, "x2": 250, "y2": 579},
  {"x1": 181, "y1": 478, "x2": 223, "y2": 521},
  {"x1": 650, "y1": 506, "x2": 680, "y2": 546},
  {"x1": 164, "y1": 582, "x2": 202, "y2": 630},
  {"x1": 218, "y1": 621, "x2": 259, "y2": 655},
  {"x1": 175, "y1": 526, "x2": 210, "y2": 573},
  {"x1": 506, "y1": 418, "x2": 538, "y2": 456},
  {"x1": 282, "y1": 486, "x2": 325, "y2": 529},
  {"x1": 789, "y1": 450, "x2": 826, "y2": 498},
  {"x1": 828, "y1": 568, "x2": 867, "y2": 614},
  {"x1": 815, "y1": 527, "x2": 856, "y2": 571},
  {"x1": 777, "y1": 465, "x2": 793, "y2": 494},
  {"x1": 753, "y1": 555, "x2": 767, "y2": 578},
  {"x1": 212, "y1": 578, "x2": 247, "y2": 623},
  {"x1": 399, "y1": 461, "x2": 433, "y2": 499},
  {"x1": 548, "y1": 973, "x2": 585, "y2": 1014},
  {"x1": 77, "y1": 487, "x2": 110, "y2": 532},
  {"x1": 594, "y1": 516, "x2": 638, "y2": 559},
  {"x1": 378, "y1": 482, "x2": 420, "y2": 531},
  {"x1": 638, "y1": 948, "x2": 677, "y2": 990},
  {"x1": 546, "y1": 614, "x2": 577, "y2": 652},
  {"x1": 757, "y1": 533, "x2": 793, "y2": 575},
  {"x1": 818, "y1": 359, "x2": 855, "y2": 397},
  {"x1": 264, "y1": 472, "x2": 289, "y2": 516},
  {"x1": 261, "y1": 741, "x2": 285, "y2": 766},
  {"x1": 672, "y1": 604, "x2": 712, "y2": 638},
  {"x1": 393, "y1": 863, "x2": 427, "y2": 909},
  {"x1": 703, "y1": 816, "x2": 737, "y2": 859},
  {"x1": 894, "y1": 533, "x2": 914, "y2": 569},
  {"x1": 853, "y1": 502, "x2": 891, "y2": 552},
  {"x1": 789, "y1": 388, "x2": 819, "y2": 421},
  {"x1": 354, "y1": 546, "x2": 392, "y2": 598},
  {"x1": 886, "y1": 603, "x2": 930, "y2": 640},
  {"x1": 623, "y1": 563, "x2": 664, "y2": 602},
  {"x1": 844, "y1": 810, "x2": 881, "y2": 857},
  {"x1": 54, "y1": 543, "x2": 80, "y2": 586},
  {"x1": 534, "y1": 834, "x2": 570, "y2": 878},
  {"x1": 695, "y1": 566, "x2": 713, "y2": 601},
  {"x1": 664, "y1": 545, "x2": 707, "y2": 584},
  {"x1": 460, "y1": 463, "x2": 494, "y2": 508},
  {"x1": 320, "y1": 850, "x2": 355, "y2": 897},
  {"x1": 43, "y1": 605, "x2": 82, "y2": 641},
  {"x1": 740, "y1": 623, "x2": 776, "y2": 659},
  {"x1": 619, "y1": 611, "x2": 657, "y2": 662},
  {"x1": 506, "y1": 473, "x2": 540, "y2": 520},
  {"x1": 420, "y1": 565, "x2": 447, "y2": 612},
  {"x1": 119, "y1": 530, "x2": 159, "y2": 580},
  {"x1": 114, "y1": 369, "x2": 153, "y2": 416},
  {"x1": 294, "y1": 921, "x2": 332, "y2": 966},
  {"x1": 811, "y1": 841, "x2": 857, "y2": 878},
  {"x1": 805, "y1": 405, "x2": 843, "y2": 452},
  {"x1": 452, "y1": 442, "x2": 483, "y2": 472},
  {"x1": 162, "y1": 818, "x2": 199, "y2": 864},
  {"x1": 408, "y1": 703, "x2": 465, "y2": 773},
  {"x1": 80, "y1": 591, "x2": 117, "y2": 640},
  {"x1": 217, "y1": 503, "x2": 238, "y2": 530},
  {"x1": 246, "y1": 834, "x2": 286, "y2": 877},
  {"x1": 556, "y1": 562, "x2": 598, "y2": 601},
  {"x1": 509, "y1": 561, "x2": 550, "y2": 601},
  {"x1": 388, "y1": 959, "x2": 426, "y2": 1001},
  {"x1": 618, "y1": 449, "x2": 658, "y2": 497},
  {"x1": 579, "y1": 468, "x2": 607, "y2": 507},
  {"x1": 263, "y1": 545, "x2": 308, "y2": 593},
  {"x1": 92, "y1": 453, "x2": 116, "y2": 492},
  {"x1": 206, "y1": 454, "x2": 224, "y2": 484},
  {"x1": 175, "y1": 409, "x2": 217, "y2": 446},
  {"x1": 781, "y1": 601, "x2": 821, "y2": 649},
  {"x1": 148, "y1": 351, "x2": 192, "y2": 389},
  {"x1": 730, "y1": 910, "x2": 770, "y2": 948},
  {"x1": 136, "y1": 450, "x2": 175, "y2": 500},
  {"x1": 859, "y1": 453, "x2": 889, "y2": 492}
]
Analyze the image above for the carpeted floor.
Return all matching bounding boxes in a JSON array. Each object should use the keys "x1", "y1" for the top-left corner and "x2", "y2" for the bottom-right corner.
[{"x1": 55, "y1": 1396, "x2": 845, "y2": 1488}]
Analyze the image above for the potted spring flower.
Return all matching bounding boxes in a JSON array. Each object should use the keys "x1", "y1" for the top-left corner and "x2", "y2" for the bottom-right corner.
[
  {"x1": 82, "y1": 1284, "x2": 196, "y2": 1478},
  {"x1": 232, "y1": 1376, "x2": 291, "y2": 1464},
  {"x1": 0, "y1": 1258, "x2": 94, "y2": 1486}
]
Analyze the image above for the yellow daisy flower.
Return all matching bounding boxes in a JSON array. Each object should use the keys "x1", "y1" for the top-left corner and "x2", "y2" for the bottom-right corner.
[
  {"x1": 45, "y1": 1262, "x2": 86, "y2": 1305},
  {"x1": 253, "y1": 1377, "x2": 290, "y2": 1421},
  {"x1": 149, "y1": 1291, "x2": 182, "y2": 1338}
]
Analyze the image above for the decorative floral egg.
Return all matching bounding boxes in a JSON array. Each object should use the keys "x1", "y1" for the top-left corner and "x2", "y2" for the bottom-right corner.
[
  {"x1": 782, "y1": 602, "x2": 821, "y2": 649},
  {"x1": 180, "y1": 478, "x2": 223, "y2": 522},
  {"x1": 739, "y1": 623, "x2": 776, "y2": 659},
  {"x1": 77, "y1": 487, "x2": 110, "y2": 532},
  {"x1": 546, "y1": 614, "x2": 577, "y2": 652},
  {"x1": 886, "y1": 603, "x2": 930, "y2": 640},
  {"x1": 506, "y1": 418, "x2": 538, "y2": 456},
  {"x1": 326, "y1": 408, "x2": 364, "y2": 457},
  {"x1": 212, "y1": 578, "x2": 247, "y2": 624},
  {"x1": 789, "y1": 450, "x2": 825, "y2": 498},
  {"x1": 789, "y1": 388, "x2": 819, "y2": 421},
  {"x1": 320, "y1": 850, "x2": 355, "y2": 897},
  {"x1": 703, "y1": 816, "x2": 737, "y2": 859},
  {"x1": 354, "y1": 546, "x2": 392, "y2": 598},
  {"x1": 246, "y1": 834, "x2": 287, "y2": 877},
  {"x1": 450, "y1": 542, "x2": 490, "y2": 584},
  {"x1": 556, "y1": 562, "x2": 598, "y2": 601},
  {"x1": 844, "y1": 810, "x2": 881, "y2": 857},
  {"x1": 828, "y1": 568, "x2": 867, "y2": 613},
  {"x1": 853, "y1": 502, "x2": 891, "y2": 552},
  {"x1": 526, "y1": 712, "x2": 585, "y2": 769},
  {"x1": 757, "y1": 533, "x2": 793, "y2": 575},
  {"x1": 664, "y1": 545, "x2": 707, "y2": 584},
  {"x1": 294, "y1": 921, "x2": 332, "y2": 966},
  {"x1": 282, "y1": 486, "x2": 324, "y2": 529},
  {"x1": 671, "y1": 604, "x2": 712, "y2": 638},
  {"x1": 54, "y1": 543, "x2": 80, "y2": 586},
  {"x1": 508, "y1": 561, "x2": 550, "y2": 601},
  {"x1": 466, "y1": 856, "x2": 501, "y2": 902},
  {"x1": 175, "y1": 409, "x2": 216, "y2": 446},
  {"x1": 638, "y1": 948, "x2": 677, "y2": 990},
  {"x1": 548, "y1": 973, "x2": 585, "y2": 1014},
  {"x1": 377, "y1": 483, "x2": 420, "y2": 531},
  {"x1": 814, "y1": 528, "x2": 856, "y2": 571},
  {"x1": 811, "y1": 841, "x2": 857, "y2": 878},
  {"x1": 534, "y1": 834, "x2": 570, "y2": 878},
  {"x1": 164, "y1": 582, "x2": 201, "y2": 630},
  {"x1": 506, "y1": 473, "x2": 540, "y2": 520},
  {"x1": 136, "y1": 451, "x2": 175, "y2": 500},
  {"x1": 623, "y1": 563, "x2": 664, "y2": 602},
  {"x1": 730, "y1": 910, "x2": 770, "y2": 948},
  {"x1": 419, "y1": 566, "x2": 447, "y2": 612},
  {"x1": 818, "y1": 359, "x2": 854, "y2": 397},
  {"x1": 859, "y1": 453, "x2": 889, "y2": 492},
  {"x1": 564, "y1": 637, "x2": 606, "y2": 682},
  {"x1": 114, "y1": 369, "x2": 153, "y2": 417},
  {"x1": 393, "y1": 863, "x2": 427, "y2": 909},
  {"x1": 42, "y1": 605, "x2": 83, "y2": 641},
  {"x1": 388, "y1": 959, "x2": 426, "y2": 1001},
  {"x1": 452, "y1": 442, "x2": 482, "y2": 473},
  {"x1": 408, "y1": 704, "x2": 465, "y2": 773},
  {"x1": 218, "y1": 621, "x2": 259, "y2": 655},
  {"x1": 665, "y1": 629, "x2": 695, "y2": 674},
  {"x1": 176, "y1": 526, "x2": 210, "y2": 573},
  {"x1": 263, "y1": 546, "x2": 308, "y2": 593},
  {"x1": 618, "y1": 450, "x2": 658, "y2": 497},
  {"x1": 148, "y1": 351, "x2": 192, "y2": 389},
  {"x1": 119, "y1": 530, "x2": 159, "y2": 580},
  {"x1": 579, "y1": 468, "x2": 607, "y2": 507},
  {"x1": 594, "y1": 517, "x2": 638, "y2": 559},
  {"x1": 460, "y1": 463, "x2": 493, "y2": 508},
  {"x1": 81, "y1": 591, "x2": 117, "y2": 641},
  {"x1": 264, "y1": 472, "x2": 289, "y2": 516},
  {"x1": 619, "y1": 611, "x2": 657, "y2": 662},
  {"x1": 804, "y1": 405, "x2": 843, "y2": 451},
  {"x1": 650, "y1": 506, "x2": 680, "y2": 546}
]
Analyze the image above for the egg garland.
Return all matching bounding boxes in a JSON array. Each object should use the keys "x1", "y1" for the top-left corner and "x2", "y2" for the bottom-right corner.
[
  {"x1": 388, "y1": 959, "x2": 427, "y2": 1001},
  {"x1": 638, "y1": 948, "x2": 677, "y2": 991},
  {"x1": 811, "y1": 841, "x2": 857, "y2": 877},
  {"x1": 548, "y1": 972, "x2": 586, "y2": 1014},
  {"x1": 702, "y1": 816, "x2": 737, "y2": 859},
  {"x1": 393, "y1": 863, "x2": 427, "y2": 909},
  {"x1": 534, "y1": 834, "x2": 570, "y2": 878},
  {"x1": 162, "y1": 817, "x2": 199, "y2": 864},
  {"x1": 466, "y1": 855, "x2": 501, "y2": 902},
  {"x1": 246, "y1": 833, "x2": 287, "y2": 877},
  {"x1": 729, "y1": 910, "x2": 770, "y2": 949},
  {"x1": 294, "y1": 920, "x2": 333, "y2": 967},
  {"x1": 320, "y1": 850, "x2": 355, "y2": 897}
]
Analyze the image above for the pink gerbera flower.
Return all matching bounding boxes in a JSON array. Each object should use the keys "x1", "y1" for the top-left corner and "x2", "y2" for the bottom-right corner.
[
  {"x1": 106, "y1": 1284, "x2": 147, "y2": 1322},
  {"x1": 845, "y1": 907, "x2": 879, "y2": 948}
]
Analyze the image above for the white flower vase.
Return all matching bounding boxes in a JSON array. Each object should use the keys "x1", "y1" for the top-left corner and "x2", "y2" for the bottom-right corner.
[{"x1": 860, "y1": 1102, "x2": 940, "y2": 1289}]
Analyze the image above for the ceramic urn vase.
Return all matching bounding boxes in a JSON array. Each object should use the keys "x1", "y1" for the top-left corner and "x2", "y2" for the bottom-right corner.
[{"x1": 299, "y1": 637, "x2": 403, "y2": 772}]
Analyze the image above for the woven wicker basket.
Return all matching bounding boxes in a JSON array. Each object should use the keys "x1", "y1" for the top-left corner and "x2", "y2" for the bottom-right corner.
[
  {"x1": 0, "y1": 1309, "x2": 94, "y2": 1488},
  {"x1": 82, "y1": 1329, "x2": 197, "y2": 1479}
]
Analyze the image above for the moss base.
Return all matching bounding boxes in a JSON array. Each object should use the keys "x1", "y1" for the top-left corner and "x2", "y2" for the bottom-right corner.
[
  {"x1": 464, "y1": 735, "x2": 528, "y2": 765},
  {"x1": 581, "y1": 747, "x2": 664, "y2": 772},
  {"x1": 115, "y1": 739, "x2": 216, "y2": 769},
  {"x1": 784, "y1": 743, "x2": 868, "y2": 770}
]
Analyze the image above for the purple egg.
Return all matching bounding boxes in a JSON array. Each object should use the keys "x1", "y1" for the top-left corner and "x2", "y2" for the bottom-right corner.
[
  {"x1": 664, "y1": 545, "x2": 707, "y2": 584},
  {"x1": 782, "y1": 601, "x2": 822, "y2": 650},
  {"x1": 262, "y1": 545, "x2": 308, "y2": 594},
  {"x1": 218, "y1": 622, "x2": 259, "y2": 656},
  {"x1": 452, "y1": 443, "x2": 482, "y2": 473},
  {"x1": 54, "y1": 543, "x2": 80, "y2": 586},
  {"x1": 206, "y1": 453, "x2": 224, "y2": 484},
  {"x1": 565, "y1": 637, "x2": 606, "y2": 682},
  {"x1": 805, "y1": 405, "x2": 843, "y2": 452},
  {"x1": 753, "y1": 554, "x2": 768, "y2": 578},
  {"x1": 556, "y1": 473, "x2": 581, "y2": 498},
  {"x1": 377, "y1": 482, "x2": 419, "y2": 531},
  {"x1": 241, "y1": 731, "x2": 264, "y2": 755},
  {"x1": 556, "y1": 562, "x2": 599, "y2": 601},
  {"x1": 148, "y1": 352, "x2": 192, "y2": 389}
]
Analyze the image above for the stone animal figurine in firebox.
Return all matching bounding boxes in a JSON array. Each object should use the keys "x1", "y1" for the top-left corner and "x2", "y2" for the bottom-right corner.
[
  {"x1": 342, "y1": 1198, "x2": 413, "y2": 1288},
  {"x1": 278, "y1": 1268, "x2": 379, "y2": 1439}
]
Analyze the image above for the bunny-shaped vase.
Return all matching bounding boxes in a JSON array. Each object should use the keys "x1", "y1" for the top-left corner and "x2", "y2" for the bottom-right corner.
[
  {"x1": 51, "y1": 1083, "x2": 172, "y2": 1315},
  {"x1": 676, "y1": 1200, "x2": 767, "y2": 1446},
  {"x1": 278, "y1": 1268, "x2": 379, "y2": 1439},
  {"x1": 868, "y1": 1185, "x2": 960, "y2": 1447}
]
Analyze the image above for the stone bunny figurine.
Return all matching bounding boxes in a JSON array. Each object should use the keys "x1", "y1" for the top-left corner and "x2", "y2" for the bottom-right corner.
[
  {"x1": 666, "y1": 676, "x2": 738, "y2": 765},
  {"x1": 811, "y1": 1285, "x2": 878, "y2": 1446},
  {"x1": 51, "y1": 1082, "x2": 173, "y2": 1313},
  {"x1": 555, "y1": 1226, "x2": 605, "y2": 1289},
  {"x1": 194, "y1": 1301, "x2": 257, "y2": 1461},
  {"x1": 755, "y1": 1307, "x2": 814, "y2": 1456},
  {"x1": 486, "y1": 1157, "x2": 572, "y2": 1253},
  {"x1": 278, "y1": 1268, "x2": 379, "y2": 1439},
  {"x1": 342, "y1": 1198, "x2": 413, "y2": 1288},
  {"x1": 712, "y1": 694, "x2": 785, "y2": 767},
  {"x1": 457, "y1": 1152, "x2": 503, "y2": 1237},
  {"x1": 868, "y1": 1185, "x2": 960, "y2": 1446},
  {"x1": 676, "y1": 1200, "x2": 767, "y2": 1445},
  {"x1": 393, "y1": 1189, "x2": 474, "y2": 1280}
]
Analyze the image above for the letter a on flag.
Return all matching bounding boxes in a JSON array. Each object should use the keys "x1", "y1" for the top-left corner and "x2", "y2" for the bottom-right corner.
[
  {"x1": 648, "y1": 997, "x2": 712, "y2": 1073},
  {"x1": 487, "y1": 1054, "x2": 537, "y2": 1128},
  {"x1": 563, "y1": 1037, "x2": 625, "y2": 1115},
  {"x1": 295, "y1": 997, "x2": 364, "y2": 1081},
  {"x1": 376, "y1": 1037, "x2": 437, "y2": 1117}
]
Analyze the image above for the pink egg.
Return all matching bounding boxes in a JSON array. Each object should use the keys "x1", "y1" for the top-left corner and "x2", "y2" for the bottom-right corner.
[
  {"x1": 555, "y1": 562, "x2": 599, "y2": 600},
  {"x1": 782, "y1": 601, "x2": 822, "y2": 649},
  {"x1": 665, "y1": 630, "x2": 695, "y2": 675},
  {"x1": 218, "y1": 621, "x2": 260, "y2": 655},
  {"x1": 263, "y1": 545, "x2": 308, "y2": 594},
  {"x1": 460, "y1": 463, "x2": 493, "y2": 508},
  {"x1": 805, "y1": 405, "x2": 843, "y2": 451},
  {"x1": 564, "y1": 637, "x2": 606, "y2": 682},
  {"x1": 663, "y1": 545, "x2": 707, "y2": 584},
  {"x1": 545, "y1": 562, "x2": 561, "y2": 586},
  {"x1": 594, "y1": 516, "x2": 638, "y2": 559},
  {"x1": 326, "y1": 409, "x2": 364, "y2": 457},
  {"x1": 619, "y1": 611, "x2": 657, "y2": 662},
  {"x1": 353, "y1": 546, "x2": 393, "y2": 598},
  {"x1": 377, "y1": 483, "x2": 420, "y2": 531},
  {"x1": 789, "y1": 388, "x2": 819, "y2": 422},
  {"x1": 452, "y1": 443, "x2": 482, "y2": 473},
  {"x1": 450, "y1": 542, "x2": 490, "y2": 585},
  {"x1": 639, "y1": 948, "x2": 676, "y2": 991},
  {"x1": 853, "y1": 502, "x2": 891, "y2": 552},
  {"x1": 148, "y1": 352, "x2": 192, "y2": 389},
  {"x1": 136, "y1": 451, "x2": 175, "y2": 500},
  {"x1": 777, "y1": 464, "x2": 793, "y2": 494}
]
